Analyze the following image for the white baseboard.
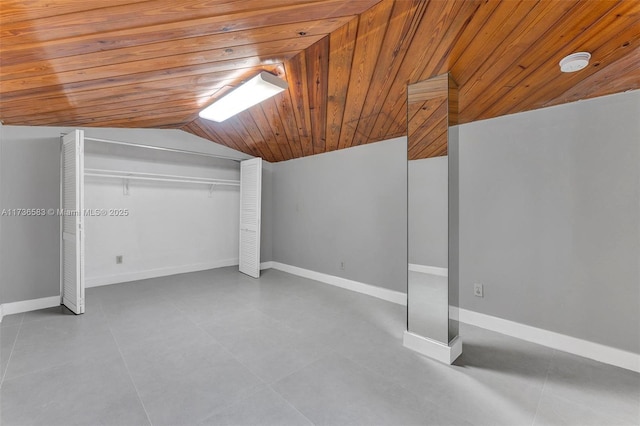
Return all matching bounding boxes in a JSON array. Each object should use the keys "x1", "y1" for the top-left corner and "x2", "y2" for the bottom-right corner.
[
  {"x1": 408, "y1": 264, "x2": 448, "y2": 277},
  {"x1": 85, "y1": 258, "x2": 239, "y2": 287},
  {"x1": 263, "y1": 261, "x2": 407, "y2": 305},
  {"x1": 403, "y1": 332, "x2": 462, "y2": 364},
  {"x1": 0, "y1": 304, "x2": 3, "y2": 323},
  {"x1": 455, "y1": 307, "x2": 640, "y2": 373},
  {"x1": 0, "y1": 295, "x2": 60, "y2": 318}
]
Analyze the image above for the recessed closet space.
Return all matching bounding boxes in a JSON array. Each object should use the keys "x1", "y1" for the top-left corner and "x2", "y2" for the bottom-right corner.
[{"x1": 83, "y1": 137, "x2": 241, "y2": 289}]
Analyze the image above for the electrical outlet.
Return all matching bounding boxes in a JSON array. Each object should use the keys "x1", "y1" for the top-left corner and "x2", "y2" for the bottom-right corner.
[
  {"x1": 340, "y1": 261, "x2": 345, "y2": 270},
  {"x1": 474, "y1": 283, "x2": 483, "y2": 298},
  {"x1": 116, "y1": 255, "x2": 123, "y2": 264}
]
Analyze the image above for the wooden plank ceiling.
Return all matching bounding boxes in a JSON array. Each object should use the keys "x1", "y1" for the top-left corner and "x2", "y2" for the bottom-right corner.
[{"x1": 1, "y1": 0, "x2": 638, "y2": 161}]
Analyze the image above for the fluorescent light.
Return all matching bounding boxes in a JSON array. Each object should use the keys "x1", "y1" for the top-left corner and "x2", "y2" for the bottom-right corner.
[
  {"x1": 559, "y1": 52, "x2": 591, "y2": 73},
  {"x1": 199, "y1": 71, "x2": 288, "y2": 122}
]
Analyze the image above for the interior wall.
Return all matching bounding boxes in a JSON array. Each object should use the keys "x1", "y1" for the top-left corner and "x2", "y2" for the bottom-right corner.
[
  {"x1": 0, "y1": 125, "x2": 250, "y2": 304},
  {"x1": 458, "y1": 91, "x2": 640, "y2": 353},
  {"x1": 0, "y1": 123, "x2": 3, "y2": 306},
  {"x1": 261, "y1": 161, "x2": 274, "y2": 263},
  {"x1": 0, "y1": 126, "x2": 62, "y2": 304},
  {"x1": 271, "y1": 137, "x2": 407, "y2": 292}
]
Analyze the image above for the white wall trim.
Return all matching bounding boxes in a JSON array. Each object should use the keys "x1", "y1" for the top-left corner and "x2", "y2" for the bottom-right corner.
[
  {"x1": 454, "y1": 307, "x2": 640, "y2": 373},
  {"x1": 1, "y1": 296, "x2": 60, "y2": 317},
  {"x1": 86, "y1": 258, "x2": 239, "y2": 288},
  {"x1": 403, "y1": 332, "x2": 462, "y2": 364},
  {"x1": 264, "y1": 262, "x2": 407, "y2": 305},
  {"x1": 408, "y1": 264, "x2": 448, "y2": 276},
  {"x1": 260, "y1": 261, "x2": 274, "y2": 270},
  {"x1": 0, "y1": 304, "x2": 3, "y2": 323}
]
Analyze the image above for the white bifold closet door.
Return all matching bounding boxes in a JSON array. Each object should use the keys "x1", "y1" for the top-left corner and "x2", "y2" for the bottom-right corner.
[
  {"x1": 61, "y1": 130, "x2": 85, "y2": 314},
  {"x1": 239, "y1": 158, "x2": 262, "y2": 278}
]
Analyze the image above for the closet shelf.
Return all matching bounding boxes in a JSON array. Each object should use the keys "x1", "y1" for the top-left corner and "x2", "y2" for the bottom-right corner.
[{"x1": 84, "y1": 168, "x2": 240, "y2": 186}]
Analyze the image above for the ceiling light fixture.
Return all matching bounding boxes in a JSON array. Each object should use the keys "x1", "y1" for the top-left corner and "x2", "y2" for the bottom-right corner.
[
  {"x1": 559, "y1": 52, "x2": 591, "y2": 73},
  {"x1": 199, "y1": 71, "x2": 288, "y2": 122}
]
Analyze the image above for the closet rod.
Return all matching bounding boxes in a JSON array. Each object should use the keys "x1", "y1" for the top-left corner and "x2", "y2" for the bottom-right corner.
[
  {"x1": 84, "y1": 137, "x2": 243, "y2": 162},
  {"x1": 85, "y1": 172, "x2": 240, "y2": 186},
  {"x1": 84, "y1": 168, "x2": 240, "y2": 183}
]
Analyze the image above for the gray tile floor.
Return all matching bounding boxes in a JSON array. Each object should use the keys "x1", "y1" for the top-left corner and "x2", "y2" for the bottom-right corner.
[{"x1": 1, "y1": 267, "x2": 638, "y2": 426}]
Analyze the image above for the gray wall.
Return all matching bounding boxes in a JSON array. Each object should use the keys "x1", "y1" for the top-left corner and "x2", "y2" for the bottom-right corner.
[
  {"x1": 458, "y1": 91, "x2": 640, "y2": 353},
  {"x1": 408, "y1": 156, "x2": 448, "y2": 268},
  {"x1": 261, "y1": 161, "x2": 274, "y2": 263},
  {"x1": 0, "y1": 125, "x2": 250, "y2": 304},
  {"x1": 272, "y1": 137, "x2": 407, "y2": 292},
  {"x1": 1, "y1": 126, "x2": 61, "y2": 304},
  {"x1": 0, "y1": 123, "x2": 2, "y2": 303}
]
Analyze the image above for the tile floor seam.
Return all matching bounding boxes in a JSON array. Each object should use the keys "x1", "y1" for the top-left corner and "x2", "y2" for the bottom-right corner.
[
  {"x1": 184, "y1": 311, "x2": 267, "y2": 381},
  {"x1": 336, "y1": 350, "x2": 477, "y2": 426},
  {"x1": 155, "y1": 290, "x2": 213, "y2": 327},
  {"x1": 1, "y1": 360, "x2": 84, "y2": 385},
  {"x1": 194, "y1": 377, "x2": 267, "y2": 423},
  {"x1": 335, "y1": 347, "x2": 425, "y2": 392},
  {"x1": 535, "y1": 350, "x2": 639, "y2": 426},
  {"x1": 193, "y1": 325, "x2": 263, "y2": 376},
  {"x1": 208, "y1": 325, "x2": 329, "y2": 389},
  {"x1": 19, "y1": 314, "x2": 61, "y2": 327},
  {"x1": 537, "y1": 386, "x2": 637, "y2": 426},
  {"x1": 529, "y1": 349, "x2": 555, "y2": 426},
  {"x1": 101, "y1": 303, "x2": 154, "y2": 426},
  {"x1": 268, "y1": 349, "x2": 469, "y2": 426},
  {"x1": 251, "y1": 306, "x2": 304, "y2": 333},
  {"x1": 160, "y1": 295, "x2": 254, "y2": 366},
  {"x1": 0, "y1": 318, "x2": 24, "y2": 388},
  {"x1": 266, "y1": 382, "x2": 317, "y2": 426},
  {"x1": 265, "y1": 352, "x2": 353, "y2": 424},
  {"x1": 170, "y1": 301, "x2": 281, "y2": 423},
  {"x1": 256, "y1": 344, "x2": 335, "y2": 385}
]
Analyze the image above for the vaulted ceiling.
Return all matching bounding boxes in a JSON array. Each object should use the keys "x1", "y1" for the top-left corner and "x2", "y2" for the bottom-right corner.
[{"x1": 1, "y1": 0, "x2": 638, "y2": 162}]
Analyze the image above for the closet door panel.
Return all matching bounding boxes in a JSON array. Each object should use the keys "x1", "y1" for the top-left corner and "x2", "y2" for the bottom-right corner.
[
  {"x1": 61, "y1": 129, "x2": 85, "y2": 314},
  {"x1": 239, "y1": 158, "x2": 262, "y2": 278}
]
